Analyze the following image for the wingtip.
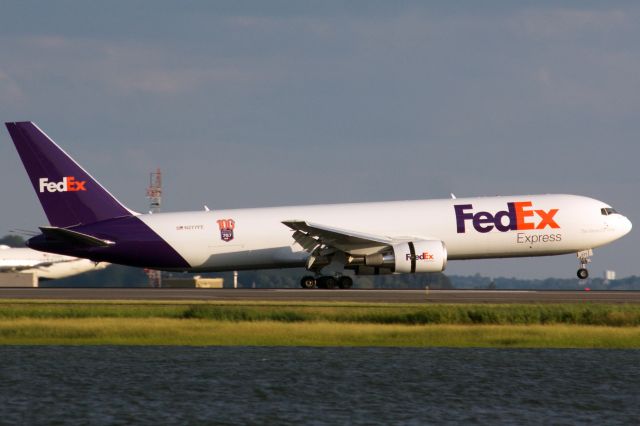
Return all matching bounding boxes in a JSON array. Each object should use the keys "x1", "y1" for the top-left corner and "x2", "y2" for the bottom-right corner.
[{"x1": 282, "y1": 220, "x2": 307, "y2": 230}]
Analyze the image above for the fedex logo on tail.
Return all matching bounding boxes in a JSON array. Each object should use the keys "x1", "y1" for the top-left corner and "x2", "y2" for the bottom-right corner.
[
  {"x1": 39, "y1": 177, "x2": 87, "y2": 193},
  {"x1": 455, "y1": 202, "x2": 559, "y2": 234}
]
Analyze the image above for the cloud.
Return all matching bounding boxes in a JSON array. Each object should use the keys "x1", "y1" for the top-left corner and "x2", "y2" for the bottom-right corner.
[
  {"x1": 528, "y1": 47, "x2": 640, "y2": 116},
  {"x1": 0, "y1": 35, "x2": 275, "y2": 97},
  {"x1": 0, "y1": 70, "x2": 24, "y2": 103},
  {"x1": 115, "y1": 69, "x2": 212, "y2": 95},
  {"x1": 512, "y1": 8, "x2": 630, "y2": 39},
  {"x1": 23, "y1": 35, "x2": 71, "y2": 49}
]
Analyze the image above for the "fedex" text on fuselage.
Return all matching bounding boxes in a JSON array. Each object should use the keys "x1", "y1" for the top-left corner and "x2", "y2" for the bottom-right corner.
[{"x1": 454, "y1": 202, "x2": 559, "y2": 234}]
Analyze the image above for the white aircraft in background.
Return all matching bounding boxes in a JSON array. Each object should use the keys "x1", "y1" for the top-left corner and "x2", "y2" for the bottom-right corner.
[
  {"x1": 0, "y1": 245, "x2": 107, "y2": 280},
  {"x1": 4, "y1": 121, "x2": 633, "y2": 288}
]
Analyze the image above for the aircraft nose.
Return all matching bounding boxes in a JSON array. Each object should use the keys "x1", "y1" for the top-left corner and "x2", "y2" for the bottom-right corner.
[{"x1": 621, "y1": 216, "x2": 633, "y2": 236}]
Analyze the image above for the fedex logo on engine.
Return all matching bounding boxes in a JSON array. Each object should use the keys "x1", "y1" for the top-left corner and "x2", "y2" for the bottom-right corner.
[
  {"x1": 454, "y1": 202, "x2": 559, "y2": 234},
  {"x1": 406, "y1": 252, "x2": 435, "y2": 261},
  {"x1": 38, "y1": 177, "x2": 87, "y2": 193}
]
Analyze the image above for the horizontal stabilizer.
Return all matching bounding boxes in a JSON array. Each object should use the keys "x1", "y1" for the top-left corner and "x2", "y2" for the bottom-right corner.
[{"x1": 39, "y1": 226, "x2": 115, "y2": 248}]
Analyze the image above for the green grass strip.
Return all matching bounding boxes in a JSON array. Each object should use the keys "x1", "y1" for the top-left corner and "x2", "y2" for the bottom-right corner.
[
  {"x1": 1, "y1": 301, "x2": 640, "y2": 347},
  {"x1": 1, "y1": 301, "x2": 640, "y2": 326}
]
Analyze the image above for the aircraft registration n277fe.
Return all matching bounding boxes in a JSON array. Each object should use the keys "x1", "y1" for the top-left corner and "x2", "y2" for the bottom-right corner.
[{"x1": 5, "y1": 122, "x2": 633, "y2": 288}]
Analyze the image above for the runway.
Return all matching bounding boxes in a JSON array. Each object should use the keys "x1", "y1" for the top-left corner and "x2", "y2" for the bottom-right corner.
[{"x1": 0, "y1": 288, "x2": 639, "y2": 303}]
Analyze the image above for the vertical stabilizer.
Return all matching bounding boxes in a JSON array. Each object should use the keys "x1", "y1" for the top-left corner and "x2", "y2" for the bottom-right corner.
[{"x1": 5, "y1": 121, "x2": 134, "y2": 228}]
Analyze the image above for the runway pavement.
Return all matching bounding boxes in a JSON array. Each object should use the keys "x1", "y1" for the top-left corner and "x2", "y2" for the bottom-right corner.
[{"x1": 0, "y1": 288, "x2": 639, "y2": 303}]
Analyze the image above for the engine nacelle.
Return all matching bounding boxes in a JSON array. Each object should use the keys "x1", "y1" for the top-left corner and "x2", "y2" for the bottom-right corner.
[
  {"x1": 347, "y1": 240, "x2": 447, "y2": 274},
  {"x1": 392, "y1": 240, "x2": 447, "y2": 273}
]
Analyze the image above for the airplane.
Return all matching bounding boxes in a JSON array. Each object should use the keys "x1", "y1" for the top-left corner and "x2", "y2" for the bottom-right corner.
[
  {"x1": 0, "y1": 244, "x2": 107, "y2": 280},
  {"x1": 4, "y1": 121, "x2": 633, "y2": 289}
]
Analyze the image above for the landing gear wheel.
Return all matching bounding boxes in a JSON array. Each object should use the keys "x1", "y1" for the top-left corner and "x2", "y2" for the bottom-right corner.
[
  {"x1": 300, "y1": 276, "x2": 316, "y2": 289},
  {"x1": 577, "y1": 268, "x2": 589, "y2": 280},
  {"x1": 317, "y1": 276, "x2": 338, "y2": 289},
  {"x1": 576, "y1": 249, "x2": 593, "y2": 281},
  {"x1": 338, "y1": 276, "x2": 353, "y2": 289}
]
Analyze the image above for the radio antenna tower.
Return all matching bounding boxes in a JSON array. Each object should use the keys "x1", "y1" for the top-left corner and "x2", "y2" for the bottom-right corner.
[
  {"x1": 147, "y1": 168, "x2": 162, "y2": 214},
  {"x1": 145, "y1": 168, "x2": 163, "y2": 287}
]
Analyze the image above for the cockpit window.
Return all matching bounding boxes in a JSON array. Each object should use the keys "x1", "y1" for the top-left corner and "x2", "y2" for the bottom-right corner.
[{"x1": 601, "y1": 208, "x2": 618, "y2": 216}]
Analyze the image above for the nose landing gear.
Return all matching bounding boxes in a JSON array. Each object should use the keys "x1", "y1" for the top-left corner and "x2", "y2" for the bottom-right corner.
[
  {"x1": 576, "y1": 249, "x2": 593, "y2": 280},
  {"x1": 577, "y1": 268, "x2": 589, "y2": 280}
]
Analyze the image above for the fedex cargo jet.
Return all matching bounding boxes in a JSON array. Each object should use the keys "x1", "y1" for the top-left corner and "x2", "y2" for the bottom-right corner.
[{"x1": 4, "y1": 122, "x2": 632, "y2": 288}]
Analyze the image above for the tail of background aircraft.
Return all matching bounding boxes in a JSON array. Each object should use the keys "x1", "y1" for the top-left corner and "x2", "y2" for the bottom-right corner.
[{"x1": 5, "y1": 121, "x2": 134, "y2": 228}]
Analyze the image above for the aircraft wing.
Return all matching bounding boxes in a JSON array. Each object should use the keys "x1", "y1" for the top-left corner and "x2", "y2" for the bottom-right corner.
[
  {"x1": 0, "y1": 260, "x2": 63, "y2": 272},
  {"x1": 0, "y1": 256, "x2": 85, "y2": 272},
  {"x1": 282, "y1": 220, "x2": 448, "y2": 275},
  {"x1": 282, "y1": 220, "x2": 393, "y2": 254}
]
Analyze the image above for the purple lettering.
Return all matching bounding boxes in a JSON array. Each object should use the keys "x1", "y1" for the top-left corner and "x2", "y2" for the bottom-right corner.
[
  {"x1": 454, "y1": 204, "x2": 474, "y2": 233},
  {"x1": 494, "y1": 203, "x2": 517, "y2": 232},
  {"x1": 473, "y1": 211, "x2": 495, "y2": 233}
]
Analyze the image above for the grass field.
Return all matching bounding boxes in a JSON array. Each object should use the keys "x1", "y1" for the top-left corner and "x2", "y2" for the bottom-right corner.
[{"x1": 1, "y1": 300, "x2": 639, "y2": 347}]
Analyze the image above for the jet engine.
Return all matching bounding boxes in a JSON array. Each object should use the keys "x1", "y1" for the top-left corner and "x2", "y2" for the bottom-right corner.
[{"x1": 348, "y1": 240, "x2": 447, "y2": 274}]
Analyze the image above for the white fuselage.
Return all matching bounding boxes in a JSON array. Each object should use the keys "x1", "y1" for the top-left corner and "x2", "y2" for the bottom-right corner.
[
  {"x1": 0, "y1": 246, "x2": 107, "y2": 279},
  {"x1": 137, "y1": 194, "x2": 632, "y2": 272}
]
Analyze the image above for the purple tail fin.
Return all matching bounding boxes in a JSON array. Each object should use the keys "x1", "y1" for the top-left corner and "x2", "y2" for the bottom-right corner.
[{"x1": 5, "y1": 121, "x2": 134, "y2": 228}]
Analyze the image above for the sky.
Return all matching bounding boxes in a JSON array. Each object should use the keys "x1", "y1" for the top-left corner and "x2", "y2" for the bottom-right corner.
[{"x1": 0, "y1": 1, "x2": 638, "y2": 279}]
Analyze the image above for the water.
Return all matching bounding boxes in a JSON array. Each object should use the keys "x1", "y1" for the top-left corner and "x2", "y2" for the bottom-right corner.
[{"x1": 1, "y1": 347, "x2": 639, "y2": 425}]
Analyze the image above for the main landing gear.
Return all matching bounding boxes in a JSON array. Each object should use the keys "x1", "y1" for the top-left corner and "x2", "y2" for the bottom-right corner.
[
  {"x1": 576, "y1": 249, "x2": 593, "y2": 280},
  {"x1": 299, "y1": 275, "x2": 353, "y2": 289}
]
